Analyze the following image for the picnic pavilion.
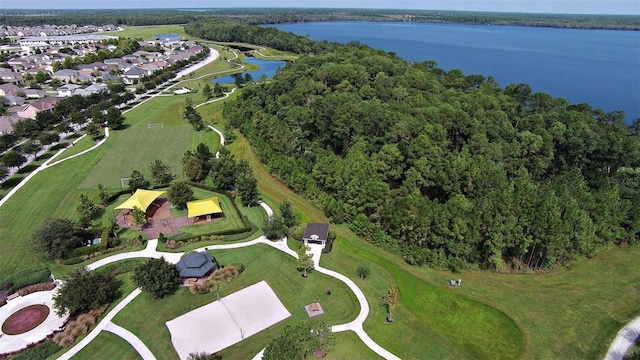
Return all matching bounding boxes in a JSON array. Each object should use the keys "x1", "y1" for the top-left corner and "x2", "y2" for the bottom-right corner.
[
  {"x1": 114, "y1": 189, "x2": 165, "y2": 221},
  {"x1": 176, "y1": 251, "x2": 219, "y2": 285},
  {"x1": 186, "y1": 197, "x2": 223, "y2": 224}
]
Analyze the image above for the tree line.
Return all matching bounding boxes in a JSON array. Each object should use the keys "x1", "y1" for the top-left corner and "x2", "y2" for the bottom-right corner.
[
  {"x1": 1, "y1": 9, "x2": 637, "y2": 30},
  {"x1": 216, "y1": 28, "x2": 639, "y2": 271}
]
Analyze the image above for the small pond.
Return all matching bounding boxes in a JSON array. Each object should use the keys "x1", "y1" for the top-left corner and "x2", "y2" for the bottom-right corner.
[
  {"x1": 211, "y1": 57, "x2": 287, "y2": 84},
  {"x1": 154, "y1": 33, "x2": 182, "y2": 41}
]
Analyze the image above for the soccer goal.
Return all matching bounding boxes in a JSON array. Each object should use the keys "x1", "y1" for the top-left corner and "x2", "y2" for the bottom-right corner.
[
  {"x1": 148, "y1": 123, "x2": 164, "y2": 129},
  {"x1": 120, "y1": 178, "x2": 131, "y2": 188}
]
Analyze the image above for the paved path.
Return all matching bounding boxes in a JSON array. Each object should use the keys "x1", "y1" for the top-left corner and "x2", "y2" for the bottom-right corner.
[
  {"x1": 57, "y1": 289, "x2": 143, "y2": 360},
  {"x1": 103, "y1": 322, "x2": 156, "y2": 360},
  {"x1": 55, "y1": 200, "x2": 399, "y2": 359},
  {"x1": 307, "y1": 245, "x2": 401, "y2": 360},
  {"x1": 606, "y1": 316, "x2": 640, "y2": 360},
  {"x1": 0, "y1": 128, "x2": 110, "y2": 208}
]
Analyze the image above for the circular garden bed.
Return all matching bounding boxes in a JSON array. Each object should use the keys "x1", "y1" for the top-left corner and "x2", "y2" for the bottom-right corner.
[{"x1": 1, "y1": 304, "x2": 50, "y2": 335}]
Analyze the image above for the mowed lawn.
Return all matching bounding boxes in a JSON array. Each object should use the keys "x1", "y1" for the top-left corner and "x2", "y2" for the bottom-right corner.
[
  {"x1": 113, "y1": 244, "x2": 362, "y2": 360},
  {"x1": 72, "y1": 331, "x2": 141, "y2": 360},
  {"x1": 80, "y1": 126, "x2": 192, "y2": 190},
  {"x1": 126, "y1": 95, "x2": 199, "y2": 128}
]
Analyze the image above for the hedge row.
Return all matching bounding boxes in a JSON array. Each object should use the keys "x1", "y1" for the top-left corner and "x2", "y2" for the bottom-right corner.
[
  {"x1": 69, "y1": 227, "x2": 110, "y2": 258},
  {"x1": 1, "y1": 264, "x2": 51, "y2": 293},
  {"x1": 11, "y1": 341, "x2": 62, "y2": 360}
]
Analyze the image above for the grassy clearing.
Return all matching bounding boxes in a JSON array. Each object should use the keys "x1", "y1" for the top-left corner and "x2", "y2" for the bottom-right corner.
[
  {"x1": 125, "y1": 95, "x2": 198, "y2": 128},
  {"x1": 415, "y1": 246, "x2": 640, "y2": 360},
  {"x1": 113, "y1": 244, "x2": 359, "y2": 360},
  {"x1": 325, "y1": 228, "x2": 522, "y2": 360},
  {"x1": 0, "y1": 140, "x2": 111, "y2": 278},
  {"x1": 80, "y1": 126, "x2": 192, "y2": 190},
  {"x1": 100, "y1": 25, "x2": 191, "y2": 40},
  {"x1": 72, "y1": 331, "x2": 141, "y2": 360}
]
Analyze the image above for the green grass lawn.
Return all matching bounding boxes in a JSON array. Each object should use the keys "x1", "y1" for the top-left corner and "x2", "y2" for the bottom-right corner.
[
  {"x1": 125, "y1": 95, "x2": 198, "y2": 128},
  {"x1": 99, "y1": 25, "x2": 191, "y2": 41},
  {"x1": 113, "y1": 244, "x2": 359, "y2": 360},
  {"x1": 415, "y1": 246, "x2": 640, "y2": 360},
  {"x1": 0, "y1": 139, "x2": 111, "y2": 278},
  {"x1": 80, "y1": 126, "x2": 192, "y2": 190},
  {"x1": 53, "y1": 133, "x2": 101, "y2": 161},
  {"x1": 72, "y1": 331, "x2": 141, "y2": 360}
]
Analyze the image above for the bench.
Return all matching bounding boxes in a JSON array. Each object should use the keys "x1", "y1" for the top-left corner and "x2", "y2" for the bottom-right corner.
[{"x1": 6, "y1": 293, "x2": 20, "y2": 301}]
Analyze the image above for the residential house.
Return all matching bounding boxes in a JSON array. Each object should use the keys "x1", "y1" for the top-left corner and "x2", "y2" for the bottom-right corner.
[
  {"x1": 0, "y1": 115, "x2": 23, "y2": 134},
  {"x1": 3, "y1": 95, "x2": 25, "y2": 106},
  {"x1": 52, "y1": 69, "x2": 79, "y2": 83},
  {"x1": 57, "y1": 84, "x2": 82, "y2": 97},
  {"x1": 76, "y1": 83, "x2": 109, "y2": 96},
  {"x1": 22, "y1": 89, "x2": 46, "y2": 99},
  {"x1": 122, "y1": 66, "x2": 147, "y2": 84},
  {"x1": 0, "y1": 70, "x2": 24, "y2": 84},
  {"x1": 0, "y1": 83, "x2": 21, "y2": 97}
]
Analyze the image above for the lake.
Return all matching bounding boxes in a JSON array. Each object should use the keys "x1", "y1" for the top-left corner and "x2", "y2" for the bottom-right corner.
[
  {"x1": 272, "y1": 22, "x2": 640, "y2": 123},
  {"x1": 211, "y1": 57, "x2": 287, "y2": 84}
]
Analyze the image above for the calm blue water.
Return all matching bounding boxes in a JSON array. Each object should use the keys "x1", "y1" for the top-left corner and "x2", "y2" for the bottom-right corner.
[
  {"x1": 154, "y1": 33, "x2": 182, "y2": 40},
  {"x1": 212, "y1": 58, "x2": 287, "y2": 84},
  {"x1": 272, "y1": 22, "x2": 640, "y2": 122}
]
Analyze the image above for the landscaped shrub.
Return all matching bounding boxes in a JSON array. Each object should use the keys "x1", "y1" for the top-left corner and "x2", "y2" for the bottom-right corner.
[
  {"x1": 164, "y1": 240, "x2": 185, "y2": 249},
  {"x1": 230, "y1": 263, "x2": 245, "y2": 274},
  {"x1": 17, "y1": 282, "x2": 56, "y2": 296},
  {"x1": 356, "y1": 266, "x2": 370, "y2": 279},
  {"x1": 1, "y1": 265, "x2": 51, "y2": 293},
  {"x1": 189, "y1": 283, "x2": 208, "y2": 294},
  {"x1": 63, "y1": 256, "x2": 85, "y2": 265},
  {"x1": 12, "y1": 340, "x2": 62, "y2": 360},
  {"x1": 53, "y1": 306, "x2": 106, "y2": 347},
  {"x1": 158, "y1": 233, "x2": 167, "y2": 243}
]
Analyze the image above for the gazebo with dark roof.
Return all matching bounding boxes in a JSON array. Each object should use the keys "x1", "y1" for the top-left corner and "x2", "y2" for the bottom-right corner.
[{"x1": 176, "y1": 251, "x2": 218, "y2": 280}]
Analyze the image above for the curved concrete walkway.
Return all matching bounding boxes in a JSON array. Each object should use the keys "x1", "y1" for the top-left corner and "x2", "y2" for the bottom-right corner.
[
  {"x1": 606, "y1": 316, "x2": 640, "y2": 360},
  {"x1": 57, "y1": 289, "x2": 143, "y2": 360},
  {"x1": 60, "y1": 200, "x2": 398, "y2": 359},
  {"x1": 103, "y1": 322, "x2": 156, "y2": 360},
  {"x1": 0, "y1": 128, "x2": 110, "y2": 208}
]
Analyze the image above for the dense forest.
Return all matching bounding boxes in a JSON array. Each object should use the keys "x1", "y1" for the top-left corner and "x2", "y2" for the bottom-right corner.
[
  {"x1": 209, "y1": 25, "x2": 640, "y2": 271},
  {"x1": 1, "y1": 8, "x2": 638, "y2": 30}
]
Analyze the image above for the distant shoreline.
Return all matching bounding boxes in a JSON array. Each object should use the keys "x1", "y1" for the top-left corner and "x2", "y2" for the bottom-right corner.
[{"x1": 1, "y1": 8, "x2": 638, "y2": 31}]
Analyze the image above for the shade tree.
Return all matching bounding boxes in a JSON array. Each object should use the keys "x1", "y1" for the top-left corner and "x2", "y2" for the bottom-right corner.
[
  {"x1": 31, "y1": 218, "x2": 82, "y2": 259},
  {"x1": 128, "y1": 170, "x2": 149, "y2": 193},
  {"x1": 167, "y1": 181, "x2": 194, "y2": 210},
  {"x1": 149, "y1": 159, "x2": 174, "y2": 185},
  {"x1": 295, "y1": 245, "x2": 314, "y2": 278},
  {"x1": 263, "y1": 321, "x2": 335, "y2": 360},
  {"x1": 53, "y1": 268, "x2": 117, "y2": 317},
  {"x1": 132, "y1": 257, "x2": 180, "y2": 299}
]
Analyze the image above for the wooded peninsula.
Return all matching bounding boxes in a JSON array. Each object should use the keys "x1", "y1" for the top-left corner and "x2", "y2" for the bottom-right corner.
[{"x1": 185, "y1": 22, "x2": 640, "y2": 271}]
